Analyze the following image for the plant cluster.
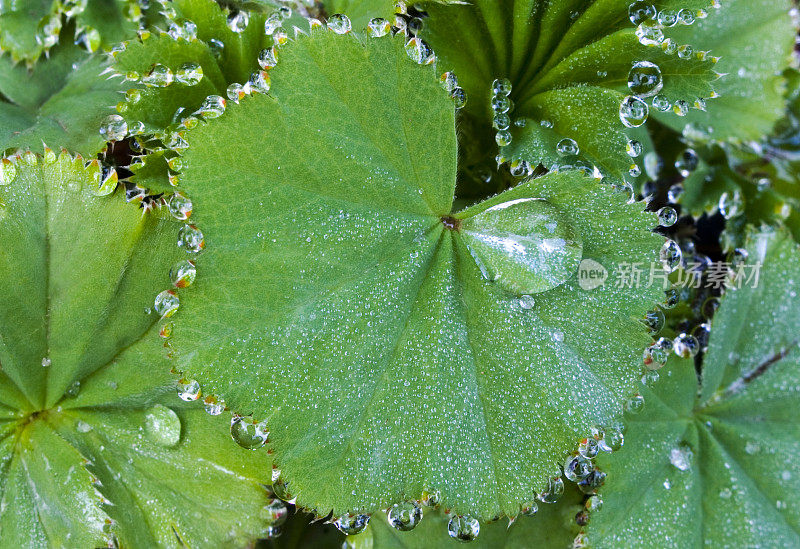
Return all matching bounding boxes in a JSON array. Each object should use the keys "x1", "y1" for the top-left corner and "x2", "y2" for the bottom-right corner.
[{"x1": 0, "y1": 0, "x2": 798, "y2": 547}]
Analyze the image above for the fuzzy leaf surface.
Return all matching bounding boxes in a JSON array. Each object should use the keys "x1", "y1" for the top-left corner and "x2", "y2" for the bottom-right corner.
[
  {"x1": 0, "y1": 153, "x2": 273, "y2": 547},
  {"x1": 589, "y1": 228, "x2": 800, "y2": 547},
  {"x1": 169, "y1": 30, "x2": 663, "y2": 519}
]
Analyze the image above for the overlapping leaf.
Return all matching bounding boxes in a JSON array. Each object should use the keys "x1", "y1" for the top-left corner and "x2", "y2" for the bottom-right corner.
[
  {"x1": 588, "y1": 227, "x2": 800, "y2": 547},
  {"x1": 0, "y1": 152, "x2": 274, "y2": 546},
  {"x1": 166, "y1": 28, "x2": 665, "y2": 520}
]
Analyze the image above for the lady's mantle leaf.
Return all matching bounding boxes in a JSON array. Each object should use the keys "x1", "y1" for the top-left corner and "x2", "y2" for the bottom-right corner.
[
  {"x1": 589, "y1": 228, "x2": 800, "y2": 547},
  {"x1": 168, "y1": 29, "x2": 664, "y2": 520},
  {"x1": 0, "y1": 152, "x2": 275, "y2": 547}
]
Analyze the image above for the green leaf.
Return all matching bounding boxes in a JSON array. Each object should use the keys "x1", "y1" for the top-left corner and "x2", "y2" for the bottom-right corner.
[
  {"x1": 357, "y1": 485, "x2": 583, "y2": 547},
  {"x1": 589, "y1": 227, "x2": 800, "y2": 547},
  {"x1": 167, "y1": 29, "x2": 664, "y2": 519},
  {"x1": 655, "y1": 0, "x2": 796, "y2": 142},
  {"x1": 417, "y1": 0, "x2": 723, "y2": 192},
  {"x1": 0, "y1": 0, "x2": 141, "y2": 64},
  {"x1": 0, "y1": 44, "x2": 128, "y2": 155},
  {"x1": 0, "y1": 151, "x2": 275, "y2": 546}
]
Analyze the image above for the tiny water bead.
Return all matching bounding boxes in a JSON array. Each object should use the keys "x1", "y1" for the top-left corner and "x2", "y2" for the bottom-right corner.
[
  {"x1": 628, "y1": 61, "x2": 663, "y2": 98},
  {"x1": 178, "y1": 224, "x2": 205, "y2": 252},
  {"x1": 168, "y1": 192, "x2": 192, "y2": 220},
  {"x1": 334, "y1": 513, "x2": 370, "y2": 535},
  {"x1": 644, "y1": 337, "x2": 672, "y2": 370},
  {"x1": 176, "y1": 378, "x2": 201, "y2": 401},
  {"x1": 405, "y1": 37, "x2": 434, "y2": 65},
  {"x1": 227, "y1": 83, "x2": 248, "y2": 102},
  {"x1": 327, "y1": 14, "x2": 352, "y2": 34},
  {"x1": 460, "y1": 198, "x2": 583, "y2": 295},
  {"x1": 538, "y1": 476, "x2": 565, "y2": 503},
  {"x1": 692, "y1": 323, "x2": 711, "y2": 351},
  {"x1": 628, "y1": 1, "x2": 657, "y2": 25},
  {"x1": 516, "y1": 294, "x2": 536, "y2": 310},
  {"x1": 673, "y1": 333, "x2": 700, "y2": 358},
  {"x1": 657, "y1": 206, "x2": 678, "y2": 227},
  {"x1": 660, "y1": 239, "x2": 682, "y2": 271},
  {"x1": 144, "y1": 404, "x2": 181, "y2": 448},
  {"x1": 142, "y1": 63, "x2": 173, "y2": 87},
  {"x1": 175, "y1": 62, "x2": 203, "y2": 86},
  {"x1": 209, "y1": 38, "x2": 224, "y2": 58},
  {"x1": 619, "y1": 95, "x2": 649, "y2": 127},
  {"x1": 669, "y1": 444, "x2": 693, "y2": 471},
  {"x1": 557, "y1": 138, "x2": 580, "y2": 156},
  {"x1": 387, "y1": 501, "x2": 422, "y2": 531},
  {"x1": 230, "y1": 416, "x2": 269, "y2": 449},
  {"x1": 170, "y1": 259, "x2": 197, "y2": 288},
  {"x1": 154, "y1": 289, "x2": 180, "y2": 318},
  {"x1": 99, "y1": 114, "x2": 128, "y2": 141},
  {"x1": 368, "y1": 17, "x2": 392, "y2": 37},
  {"x1": 261, "y1": 499, "x2": 288, "y2": 527},
  {"x1": 447, "y1": 515, "x2": 480, "y2": 542}
]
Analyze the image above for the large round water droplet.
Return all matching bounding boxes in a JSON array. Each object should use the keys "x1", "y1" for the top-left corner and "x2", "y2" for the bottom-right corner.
[
  {"x1": 564, "y1": 453, "x2": 594, "y2": 482},
  {"x1": 447, "y1": 515, "x2": 480, "y2": 542},
  {"x1": 144, "y1": 404, "x2": 181, "y2": 447},
  {"x1": 327, "y1": 14, "x2": 352, "y2": 34},
  {"x1": 176, "y1": 378, "x2": 201, "y2": 401},
  {"x1": 628, "y1": 1, "x2": 657, "y2": 25},
  {"x1": 227, "y1": 11, "x2": 249, "y2": 32},
  {"x1": 142, "y1": 63, "x2": 173, "y2": 87},
  {"x1": 557, "y1": 138, "x2": 579, "y2": 156},
  {"x1": 154, "y1": 290, "x2": 179, "y2": 318},
  {"x1": 387, "y1": 501, "x2": 422, "y2": 531},
  {"x1": 230, "y1": 415, "x2": 268, "y2": 449},
  {"x1": 459, "y1": 198, "x2": 583, "y2": 295},
  {"x1": 176, "y1": 62, "x2": 203, "y2": 86},
  {"x1": 99, "y1": 114, "x2": 128, "y2": 141},
  {"x1": 628, "y1": 61, "x2": 663, "y2": 97},
  {"x1": 673, "y1": 333, "x2": 700, "y2": 358},
  {"x1": 405, "y1": 37, "x2": 434, "y2": 65},
  {"x1": 619, "y1": 95, "x2": 649, "y2": 127},
  {"x1": 367, "y1": 17, "x2": 391, "y2": 37}
]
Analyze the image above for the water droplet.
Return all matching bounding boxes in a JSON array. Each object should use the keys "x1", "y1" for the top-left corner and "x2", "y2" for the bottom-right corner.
[
  {"x1": 629, "y1": 1, "x2": 657, "y2": 25},
  {"x1": 447, "y1": 515, "x2": 480, "y2": 541},
  {"x1": 168, "y1": 18, "x2": 198, "y2": 41},
  {"x1": 334, "y1": 513, "x2": 370, "y2": 535},
  {"x1": 492, "y1": 78, "x2": 512, "y2": 96},
  {"x1": 585, "y1": 495, "x2": 603, "y2": 512},
  {"x1": 538, "y1": 476, "x2": 565, "y2": 503},
  {"x1": 673, "y1": 100, "x2": 689, "y2": 117},
  {"x1": 657, "y1": 206, "x2": 677, "y2": 227},
  {"x1": 170, "y1": 259, "x2": 196, "y2": 288},
  {"x1": 387, "y1": 501, "x2": 422, "y2": 531},
  {"x1": 203, "y1": 395, "x2": 225, "y2": 415},
  {"x1": 249, "y1": 71, "x2": 271, "y2": 94},
  {"x1": 599, "y1": 424, "x2": 624, "y2": 452},
  {"x1": 491, "y1": 94, "x2": 512, "y2": 114},
  {"x1": 495, "y1": 130, "x2": 512, "y2": 147},
  {"x1": 564, "y1": 454, "x2": 593, "y2": 482},
  {"x1": 196, "y1": 95, "x2": 226, "y2": 119},
  {"x1": 209, "y1": 38, "x2": 225, "y2": 58},
  {"x1": 644, "y1": 337, "x2": 672, "y2": 370},
  {"x1": 625, "y1": 393, "x2": 645, "y2": 414},
  {"x1": 643, "y1": 307, "x2": 665, "y2": 334},
  {"x1": 652, "y1": 94, "x2": 671, "y2": 112},
  {"x1": 168, "y1": 192, "x2": 192, "y2": 220},
  {"x1": 154, "y1": 289, "x2": 179, "y2": 318},
  {"x1": 669, "y1": 444, "x2": 693, "y2": 471},
  {"x1": 673, "y1": 333, "x2": 700, "y2": 358},
  {"x1": 557, "y1": 138, "x2": 580, "y2": 156},
  {"x1": 636, "y1": 20, "x2": 664, "y2": 46},
  {"x1": 513, "y1": 294, "x2": 535, "y2": 310},
  {"x1": 492, "y1": 113, "x2": 511, "y2": 131},
  {"x1": 76, "y1": 419, "x2": 93, "y2": 433},
  {"x1": 144, "y1": 404, "x2": 181, "y2": 447},
  {"x1": 626, "y1": 140, "x2": 643, "y2": 158},
  {"x1": 667, "y1": 183, "x2": 684, "y2": 203},
  {"x1": 460, "y1": 198, "x2": 583, "y2": 295},
  {"x1": 405, "y1": 37, "x2": 435, "y2": 65},
  {"x1": 327, "y1": 14, "x2": 352, "y2": 34},
  {"x1": 628, "y1": 61, "x2": 663, "y2": 97},
  {"x1": 658, "y1": 9, "x2": 678, "y2": 26},
  {"x1": 367, "y1": 17, "x2": 391, "y2": 37},
  {"x1": 677, "y1": 8, "x2": 695, "y2": 25},
  {"x1": 520, "y1": 500, "x2": 538, "y2": 516},
  {"x1": 227, "y1": 11, "x2": 249, "y2": 33},
  {"x1": 65, "y1": 380, "x2": 81, "y2": 397},
  {"x1": 420, "y1": 490, "x2": 440, "y2": 507},
  {"x1": 261, "y1": 498, "x2": 288, "y2": 526},
  {"x1": 675, "y1": 149, "x2": 699, "y2": 178},
  {"x1": 175, "y1": 62, "x2": 203, "y2": 86},
  {"x1": 178, "y1": 224, "x2": 205, "y2": 252},
  {"x1": 641, "y1": 369, "x2": 659, "y2": 386},
  {"x1": 578, "y1": 436, "x2": 600, "y2": 459},
  {"x1": 258, "y1": 47, "x2": 278, "y2": 69},
  {"x1": 230, "y1": 415, "x2": 268, "y2": 449},
  {"x1": 619, "y1": 95, "x2": 649, "y2": 127},
  {"x1": 142, "y1": 63, "x2": 173, "y2": 87},
  {"x1": 577, "y1": 469, "x2": 606, "y2": 494},
  {"x1": 660, "y1": 239, "x2": 682, "y2": 271},
  {"x1": 692, "y1": 323, "x2": 711, "y2": 351},
  {"x1": 159, "y1": 321, "x2": 173, "y2": 339},
  {"x1": 177, "y1": 378, "x2": 201, "y2": 401},
  {"x1": 0, "y1": 158, "x2": 16, "y2": 185},
  {"x1": 718, "y1": 190, "x2": 742, "y2": 219},
  {"x1": 99, "y1": 114, "x2": 128, "y2": 141},
  {"x1": 451, "y1": 87, "x2": 467, "y2": 109},
  {"x1": 509, "y1": 159, "x2": 532, "y2": 178}
]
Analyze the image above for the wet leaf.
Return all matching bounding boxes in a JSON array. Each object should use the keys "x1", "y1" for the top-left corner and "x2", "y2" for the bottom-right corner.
[
  {"x1": 0, "y1": 152, "x2": 274, "y2": 546},
  {"x1": 589, "y1": 227, "x2": 800, "y2": 547},
  {"x1": 167, "y1": 29, "x2": 664, "y2": 519}
]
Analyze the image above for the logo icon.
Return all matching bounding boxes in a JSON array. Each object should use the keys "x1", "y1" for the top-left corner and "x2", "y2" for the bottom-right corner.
[{"x1": 578, "y1": 259, "x2": 608, "y2": 290}]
